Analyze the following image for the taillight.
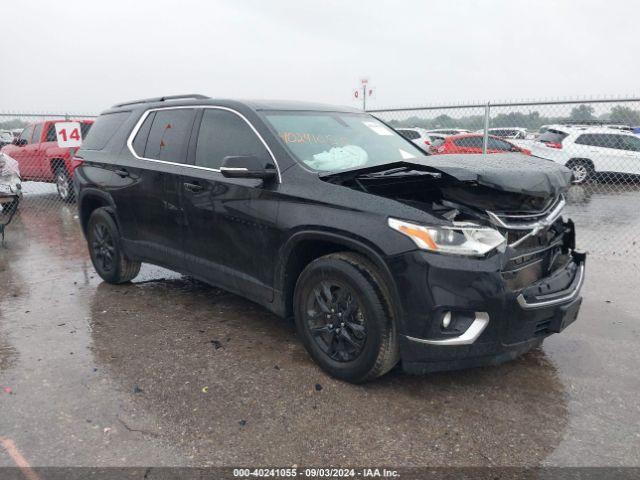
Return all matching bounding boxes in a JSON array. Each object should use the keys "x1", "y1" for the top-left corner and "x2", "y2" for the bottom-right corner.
[{"x1": 546, "y1": 142, "x2": 563, "y2": 149}]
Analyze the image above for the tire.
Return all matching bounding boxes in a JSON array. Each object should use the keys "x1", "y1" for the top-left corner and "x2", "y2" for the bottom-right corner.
[
  {"x1": 566, "y1": 159, "x2": 593, "y2": 185},
  {"x1": 293, "y1": 252, "x2": 399, "y2": 383},
  {"x1": 87, "y1": 207, "x2": 141, "y2": 284},
  {"x1": 55, "y1": 166, "x2": 75, "y2": 202}
]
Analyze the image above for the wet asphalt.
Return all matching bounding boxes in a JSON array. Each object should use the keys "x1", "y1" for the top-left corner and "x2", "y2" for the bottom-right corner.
[{"x1": 0, "y1": 185, "x2": 639, "y2": 468}]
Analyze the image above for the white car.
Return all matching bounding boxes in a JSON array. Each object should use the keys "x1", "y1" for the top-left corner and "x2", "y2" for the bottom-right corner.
[
  {"x1": 0, "y1": 130, "x2": 14, "y2": 147},
  {"x1": 425, "y1": 128, "x2": 470, "y2": 135},
  {"x1": 528, "y1": 125, "x2": 640, "y2": 184},
  {"x1": 482, "y1": 127, "x2": 528, "y2": 139},
  {"x1": 395, "y1": 127, "x2": 442, "y2": 150}
]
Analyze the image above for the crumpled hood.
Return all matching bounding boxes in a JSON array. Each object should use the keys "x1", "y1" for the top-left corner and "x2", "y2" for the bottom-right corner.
[
  {"x1": 422, "y1": 153, "x2": 572, "y2": 197},
  {"x1": 321, "y1": 153, "x2": 572, "y2": 198}
]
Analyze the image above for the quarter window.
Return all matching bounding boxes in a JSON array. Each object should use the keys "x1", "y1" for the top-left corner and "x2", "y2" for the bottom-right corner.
[
  {"x1": 487, "y1": 137, "x2": 515, "y2": 151},
  {"x1": 144, "y1": 109, "x2": 196, "y2": 162},
  {"x1": 195, "y1": 109, "x2": 269, "y2": 170}
]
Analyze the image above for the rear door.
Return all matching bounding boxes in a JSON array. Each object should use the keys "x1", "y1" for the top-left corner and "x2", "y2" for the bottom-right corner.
[
  {"x1": 574, "y1": 134, "x2": 624, "y2": 173},
  {"x1": 126, "y1": 107, "x2": 197, "y2": 269},
  {"x1": 180, "y1": 107, "x2": 280, "y2": 303}
]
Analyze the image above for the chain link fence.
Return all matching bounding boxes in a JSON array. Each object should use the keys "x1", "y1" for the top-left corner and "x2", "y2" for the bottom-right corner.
[
  {"x1": 1, "y1": 99, "x2": 640, "y2": 259},
  {"x1": 370, "y1": 98, "x2": 640, "y2": 258}
]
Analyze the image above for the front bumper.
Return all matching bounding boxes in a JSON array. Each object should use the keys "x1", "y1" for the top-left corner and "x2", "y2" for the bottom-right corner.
[{"x1": 387, "y1": 248, "x2": 585, "y2": 374}]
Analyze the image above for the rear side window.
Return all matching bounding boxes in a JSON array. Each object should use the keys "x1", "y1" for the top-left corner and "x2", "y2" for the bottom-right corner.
[
  {"x1": 537, "y1": 129, "x2": 568, "y2": 144},
  {"x1": 454, "y1": 137, "x2": 483, "y2": 148},
  {"x1": 144, "y1": 109, "x2": 196, "y2": 162},
  {"x1": 195, "y1": 109, "x2": 269, "y2": 170},
  {"x1": 618, "y1": 135, "x2": 640, "y2": 152},
  {"x1": 575, "y1": 134, "x2": 620, "y2": 149},
  {"x1": 398, "y1": 129, "x2": 420, "y2": 140},
  {"x1": 487, "y1": 137, "x2": 514, "y2": 151},
  {"x1": 82, "y1": 112, "x2": 131, "y2": 150}
]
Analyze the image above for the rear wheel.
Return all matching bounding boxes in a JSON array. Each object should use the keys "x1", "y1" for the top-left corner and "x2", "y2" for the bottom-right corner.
[
  {"x1": 55, "y1": 167, "x2": 75, "y2": 202},
  {"x1": 87, "y1": 207, "x2": 140, "y2": 284},
  {"x1": 566, "y1": 159, "x2": 593, "y2": 185},
  {"x1": 293, "y1": 252, "x2": 399, "y2": 383}
]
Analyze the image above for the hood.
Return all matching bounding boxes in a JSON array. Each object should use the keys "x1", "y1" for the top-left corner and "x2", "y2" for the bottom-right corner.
[{"x1": 321, "y1": 153, "x2": 572, "y2": 198}]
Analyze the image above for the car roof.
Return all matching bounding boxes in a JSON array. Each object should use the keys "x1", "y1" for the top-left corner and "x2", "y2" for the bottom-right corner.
[
  {"x1": 544, "y1": 124, "x2": 637, "y2": 135},
  {"x1": 446, "y1": 133, "x2": 505, "y2": 140},
  {"x1": 105, "y1": 95, "x2": 360, "y2": 115}
]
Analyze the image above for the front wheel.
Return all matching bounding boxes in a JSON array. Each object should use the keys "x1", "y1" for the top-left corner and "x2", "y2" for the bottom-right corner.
[
  {"x1": 55, "y1": 167, "x2": 75, "y2": 202},
  {"x1": 87, "y1": 207, "x2": 141, "y2": 284},
  {"x1": 293, "y1": 252, "x2": 399, "y2": 383}
]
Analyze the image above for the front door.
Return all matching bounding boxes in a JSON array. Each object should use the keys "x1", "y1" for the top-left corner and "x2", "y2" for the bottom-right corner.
[{"x1": 181, "y1": 107, "x2": 280, "y2": 303}]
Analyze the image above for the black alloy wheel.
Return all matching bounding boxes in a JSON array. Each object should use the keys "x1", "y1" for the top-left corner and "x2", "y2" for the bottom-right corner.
[{"x1": 305, "y1": 280, "x2": 367, "y2": 362}]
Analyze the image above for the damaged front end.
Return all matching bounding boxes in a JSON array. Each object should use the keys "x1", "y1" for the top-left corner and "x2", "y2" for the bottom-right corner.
[{"x1": 322, "y1": 154, "x2": 585, "y2": 373}]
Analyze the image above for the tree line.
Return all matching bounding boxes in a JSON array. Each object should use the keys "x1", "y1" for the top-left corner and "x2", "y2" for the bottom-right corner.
[{"x1": 385, "y1": 105, "x2": 640, "y2": 131}]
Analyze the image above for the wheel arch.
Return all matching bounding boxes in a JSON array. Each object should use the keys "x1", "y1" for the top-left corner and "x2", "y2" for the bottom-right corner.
[
  {"x1": 274, "y1": 230, "x2": 402, "y2": 324},
  {"x1": 78, "y1": 188, "x2": 118, "y2": 236}
]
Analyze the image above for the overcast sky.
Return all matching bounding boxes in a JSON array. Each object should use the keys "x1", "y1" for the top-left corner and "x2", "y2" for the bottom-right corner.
[{"x1": 2, "y1": 0, "x2": 638, "y2": 114}]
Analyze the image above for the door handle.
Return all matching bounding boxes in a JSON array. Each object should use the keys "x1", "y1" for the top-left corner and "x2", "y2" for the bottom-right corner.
[
  {"x1": 114, "y1": 169, "x2": 130, "y2": 178},
  {"x1": 183, "y1": 182, "x2": 204, "y2": 193}
]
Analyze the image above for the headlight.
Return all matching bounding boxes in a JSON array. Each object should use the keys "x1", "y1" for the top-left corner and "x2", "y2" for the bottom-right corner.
[{"x1": 388, "y1": 218, "x2": 506, "y2": 256}]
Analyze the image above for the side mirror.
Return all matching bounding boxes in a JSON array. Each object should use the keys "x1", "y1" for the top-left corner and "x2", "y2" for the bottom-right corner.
[{"x1": 220, "y1": 155, "x2": 277, "y2": 180}]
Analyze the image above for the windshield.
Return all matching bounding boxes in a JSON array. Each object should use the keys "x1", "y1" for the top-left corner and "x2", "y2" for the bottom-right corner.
[{"x1": 263, "y1": 111, "x2": 427, "y2": 172}]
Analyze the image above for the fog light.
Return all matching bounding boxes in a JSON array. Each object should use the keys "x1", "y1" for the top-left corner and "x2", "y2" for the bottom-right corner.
[{"x1": 441, "y1": 311, "x2": 452, "y2": 329}]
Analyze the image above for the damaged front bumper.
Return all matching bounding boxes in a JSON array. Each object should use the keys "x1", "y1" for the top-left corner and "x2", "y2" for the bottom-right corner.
[{"x1": 388, "y1": 244, "x2": 586, "y2": 375}]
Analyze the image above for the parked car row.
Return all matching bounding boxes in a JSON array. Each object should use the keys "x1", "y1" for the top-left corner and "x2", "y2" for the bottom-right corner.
[
  {"x1": 396, "y1": 127, "x2": 530, "y2": 156},
  {"x1": 0, "y1": 119, "x2": 93, "y2": 201},
  {"x1": 395, "y1": 122, "x2": 640, "y2": 184}
]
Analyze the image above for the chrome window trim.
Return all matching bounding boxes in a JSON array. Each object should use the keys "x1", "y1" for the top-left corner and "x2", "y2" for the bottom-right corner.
[
  {"x1": 406, "y1": 312, "x2": 490, "y2": 346},
  {"x1": 125, "y1": 105, "x2": 282, "y2": 183}
]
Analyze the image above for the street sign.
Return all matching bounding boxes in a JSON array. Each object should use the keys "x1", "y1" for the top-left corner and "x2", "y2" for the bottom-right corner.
[{"x1": 54, "y1": 122, "x2": 83, "y2": 148}]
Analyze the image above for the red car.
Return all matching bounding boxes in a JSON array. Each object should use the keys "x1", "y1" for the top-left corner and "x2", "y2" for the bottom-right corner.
[
  {"x1": 430, "y1": 134, "x2": 531, "y2": 156},
  {"x1": 1, "y1": 119, "x2": 93, "y2": 201}
]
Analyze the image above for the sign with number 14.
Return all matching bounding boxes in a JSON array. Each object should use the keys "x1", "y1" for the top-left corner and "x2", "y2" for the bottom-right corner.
[{"x1": 55, "y1": 122, "x2": 83, "y2": 148}]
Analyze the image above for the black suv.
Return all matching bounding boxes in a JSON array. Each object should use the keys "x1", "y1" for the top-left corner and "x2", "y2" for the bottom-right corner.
[{"x1": 75, "y1": 94, "x2": 585, "y2": 383}]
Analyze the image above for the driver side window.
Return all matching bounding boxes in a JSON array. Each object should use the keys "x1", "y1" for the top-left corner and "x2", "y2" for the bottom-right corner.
[{"x1": 195, "y1": 109, "x2": 269, "y2": 170}]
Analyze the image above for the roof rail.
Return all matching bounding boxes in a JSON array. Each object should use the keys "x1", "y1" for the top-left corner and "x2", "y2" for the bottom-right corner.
[{"x1": 112, "y1": 94, "x2": 210, "y2": 108}]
